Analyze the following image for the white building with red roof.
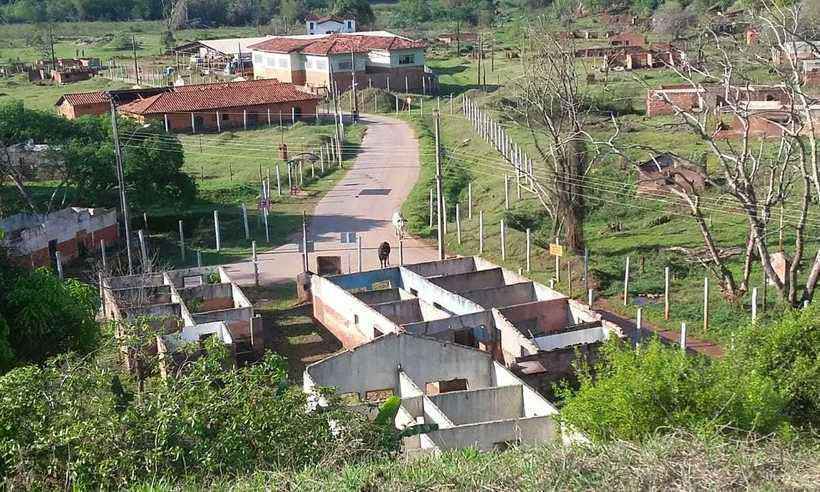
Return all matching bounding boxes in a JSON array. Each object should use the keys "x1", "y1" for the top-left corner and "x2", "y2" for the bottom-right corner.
[
  {"x1": 117, "y1": 78, "x2": 321, "y2": 133},
  {"x1": 306, "y1": 14, "x2": 356, "y2": 35},
  {"x1": 249, "y1": 31, "x2": 433, "y2": 94}
]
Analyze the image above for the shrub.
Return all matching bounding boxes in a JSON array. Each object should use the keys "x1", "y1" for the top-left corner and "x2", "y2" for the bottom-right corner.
[
  {"x1": 558, "y1": 337, "x2": 788, "y2": 442},
  {"x1": 0, "y1": 343, "x2": 385, "y2": 487},
  {"x1": 729, "y1": 304, "x2": 820, "y2": 429}
]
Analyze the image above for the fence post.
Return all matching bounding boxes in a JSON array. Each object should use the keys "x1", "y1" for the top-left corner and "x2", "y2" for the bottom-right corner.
[
  {"x1": 443, "y1": 197, "x2": 447, "y2": 235},
  {"x1": 138, "y1": 229, "x2": 150, "y2": 272},
  {"x1": 197, "y1": 251, "x2": 202, "y2": 267},
  {"x1": 213, "y1": 211, "x2": 221, "y2": 252},
  {"x1": 703, "y1": 276, "x2": 709, "y2": 332},
  {"x1": 456, "y1": 203, "x2": 461, "y2": 245},
  {"x1": 751, "y1": 287, "x2": 758, "y2": 322},
  {"x1": 55, "y1": 251, "x2": 63, "y2": 280},
  {"x1": 263, "y1": 209, "x2": 270, "y2": 242},
  {"x1": 680, "y1": 322, "x2": 687, "y2": 351},
  {"x1": 500, "y1": 219, "x2": 506, "y2": 260},
  {"x1": 588, "y1": 288, "x2": 594, "y2": 307},
  {"x1": 636, "y1": 307, "x2": 642, "y2": 347},
  {"x1": 468, "y1": 182, "x2": 473, "y2": 220},
  {"x1": 275, "y1": 164, "x2": 282, "y2": 196},
  {"x1": 252, "y1": 241, "x2": 259, "y2": 286},
  {"x1": 583, "y1": 247, "x2": 589, "y2": 290},
  {"x1": 429, "y1": 188, "x2": 434, "y2": 228},
  {"x1": 242, "y1": 203, "x2": 250, "y2": 240},
  {"x1": 357, "y1": 234, "x2": 363, "y2": 272},
  {"x1": 525, "y1": 228, "x2": 531, "y2": 272},
  {"x1": 178, "y1": 220, "x2": 185, "y2": 259},
  {"x1": 504, "y1": 175, "x2": 510, "y2": 209},
  {"x1": 100, "y1": 239, "x2": 107, "y2": 271},
  {"x1": 664, "y1": 266, "x2": 671, "y2": 320},
  {"x1": 479, "y1": 210, "x2": 484, "y2": 254},
  {"x1": 623, "y1": 256, "x2": 630, "y2": 306}
]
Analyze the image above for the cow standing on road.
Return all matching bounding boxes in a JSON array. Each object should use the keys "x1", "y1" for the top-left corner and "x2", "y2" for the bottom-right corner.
[{"x1": 378, "y1": 242, "x2": 391, "y2": 268}]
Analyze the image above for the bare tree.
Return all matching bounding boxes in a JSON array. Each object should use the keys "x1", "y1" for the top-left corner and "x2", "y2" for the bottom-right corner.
[
  {"x1": 638, "y1": 2, "x2": 820, "y2": 305},
  {"x1": 513, "y1": 25, "x2": 601, "y2": 254}
]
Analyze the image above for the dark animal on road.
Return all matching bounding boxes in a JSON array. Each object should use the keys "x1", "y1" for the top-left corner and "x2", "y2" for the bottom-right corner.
[{"x1": 378, "y1": 242, "x2": 391, "y2": 268}]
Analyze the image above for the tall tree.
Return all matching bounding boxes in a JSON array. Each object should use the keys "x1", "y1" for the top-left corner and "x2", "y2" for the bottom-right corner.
[{"x1": 514, "y1": 27, "x2": 601, "y2": 253}]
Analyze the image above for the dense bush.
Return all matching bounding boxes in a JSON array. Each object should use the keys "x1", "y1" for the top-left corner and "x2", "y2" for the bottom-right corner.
[
  {"x1": 3, "y1": 268, "x2": 99, "y2": 366},
  {"x1": 0, "y1": 343, "x2": 385, "y2": 488},
  {"x1": 0, "y1": 101, "x2": 196, "y2": 212},
  {"x1": 559, "y1": 305, "x2": 820, "y2": 441}
]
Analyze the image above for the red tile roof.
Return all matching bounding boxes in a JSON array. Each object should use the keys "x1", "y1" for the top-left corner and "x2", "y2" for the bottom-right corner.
[
  {"x1": 306, "y1": 14, "x2": 350, "y2": 22},
  {"x1": 57, "y1": 91, "x2": 109, "y2": 106},
  {"x1": 248, "y1": 37, "x2": 318, "y2": 53},
  {"x1": 249, "y1": 33, "x2": 426, "y2": 56},
  {"x1": 117, "y1": 79, "x2": 320, "y2": 115}
]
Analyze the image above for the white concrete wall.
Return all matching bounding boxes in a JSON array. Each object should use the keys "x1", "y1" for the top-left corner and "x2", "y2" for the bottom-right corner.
[
  {"x1": 402, "y1": 310, "x2": 494, "y2": 339},
  {"x1": 390, "y1": 48, "x2": 425, "y2": 68},
  {"x1": 400, "y1": 268, "x2": 484, "y2": 315},
  {"x1": 305, "y1": 333, "x2": 495, "y2": 397},
  {"x1": 429, "y1": 386, "x2": 524, "y2": 425},
  {"x1": 426, "y1": 415, "x2": 555, "y2": 451},
  {"x1": 405, "y1": 257, "x2": 477, "y2": 278},
  {"x1": 492, "y1": 362, "x2": 558, "y2": 417},
  {"x1": 312, "y1": 274, "x2": 401, "y2": 341},
  {"x1": 491, "y1": 308, "x2": 539, "y2": 365},
  {"x1": 329, "y1": 53, "x2": 367, "y2": 73},
  {"x1": 305, "y1": 55, "x2": 329, "y2": 72},
  {"x1": 533, "y1": 326, "x2": 609, "y2": 351}
]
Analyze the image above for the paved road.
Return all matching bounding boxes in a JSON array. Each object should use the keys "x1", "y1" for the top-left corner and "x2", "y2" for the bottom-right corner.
[{"x1": 224, "y1": 114, "x2": 438, "y2": 285}]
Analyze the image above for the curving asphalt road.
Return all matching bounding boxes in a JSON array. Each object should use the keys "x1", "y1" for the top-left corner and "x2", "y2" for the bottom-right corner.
[{"x1": 224, "y1": 114, "x2": 438, "y2": 285}]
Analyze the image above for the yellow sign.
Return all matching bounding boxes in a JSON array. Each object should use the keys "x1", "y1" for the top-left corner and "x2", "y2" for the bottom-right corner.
[{"x1": 549, "y1": 243, "x2": 563, "y2": 257}]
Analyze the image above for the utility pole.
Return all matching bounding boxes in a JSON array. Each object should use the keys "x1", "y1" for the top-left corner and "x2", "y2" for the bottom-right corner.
[
  {"x1": 350, "y1": 49, "x2": 359, "y2": 121},
  {"x1": 476, "y1": 33, "x2": 481, "y2": 87},
  {"x1": 435, "y1": 111, "x2": 444, "y2": 260},
  {"x1": 456, "y1": 21, "x2": 461, "y2": 57},
  {"x1": 109, "y1": 97, "x2": 134, "y2": 274},
  {"x1": 131, "y1": 35, "x2": 140, "y2": 85},
  {"x1": 49, "y1": 24, "x2": 56, "y2": 72}
]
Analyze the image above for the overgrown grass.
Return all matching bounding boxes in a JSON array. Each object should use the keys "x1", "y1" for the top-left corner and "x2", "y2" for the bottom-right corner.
[{"x1": 136, "y1": 432, "x2": 818, "y2": 490}]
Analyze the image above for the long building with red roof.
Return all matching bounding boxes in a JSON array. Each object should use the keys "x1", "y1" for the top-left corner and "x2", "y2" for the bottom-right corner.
[
  {"x1": 115, "y1": 78, "x2": 321, "y2": 133},
  {"x1": 249, "y1": 31, "x2": 433, "y2": 94}
]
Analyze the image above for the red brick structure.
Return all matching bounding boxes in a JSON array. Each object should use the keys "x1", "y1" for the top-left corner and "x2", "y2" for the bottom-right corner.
[
  {"x1": 55, "y1": 91, "x2": 110, "y2": 119},
  {"x1": 55, "y1": 87, "x2": 171, "y2": 120},
  {"x1": 0, "y1": 207, "x2": 118, "y2": 269},
  {"x1": 646, "y1": 84, "x2": 793, "y2": 118},
  {"x1": 117, "y1": 79, "x2": 321, "y2": 133},
  {"x1": 609, "y1": 32, "x2": 646, "y2": 47}
]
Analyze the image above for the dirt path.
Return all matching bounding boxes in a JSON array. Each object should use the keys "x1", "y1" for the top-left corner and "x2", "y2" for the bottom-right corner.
[
  {"x1": 596, "y1": 298, "x2": 724, "y2": 358},
  {"x1": 224, "y1": 114, "x2": 437, "y2": 284}
]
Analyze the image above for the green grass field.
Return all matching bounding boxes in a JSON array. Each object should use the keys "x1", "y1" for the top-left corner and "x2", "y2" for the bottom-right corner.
[
  {"x1": 384, "y1": 17, "x2": 819, "y2": 345},
  {"x1": 140, "y1": 121, "x2": 365, "y2": 268}
]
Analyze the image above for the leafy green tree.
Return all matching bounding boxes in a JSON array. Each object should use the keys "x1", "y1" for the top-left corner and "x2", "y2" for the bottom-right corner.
[
  {"x1": 0, "y1": 343, "x2": 385, "y2": 487},
  {"x1": 3, "y1": 268, "x2": 99, "y2": 365},
  {"x1": 0, "y1": 102, "x2": 196, "y2": 212},
  {"x1": 332, "y1": 0, "x2": 374, "y2": 26},
  {"x1": 397, "y1": 0, "x2": 432, "y2": 23},
  {"x1": 280, "y1": 0, "x2": 305, "y2": 24}
]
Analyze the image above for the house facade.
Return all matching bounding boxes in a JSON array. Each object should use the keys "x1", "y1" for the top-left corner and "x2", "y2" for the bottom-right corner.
[
  {"x1": 117, "y1": 79, "x2": 321, "y2": 133},
  {"x1": 0, "y1": 207, "x2": 117, "y2": 268},
  {"x1": 250, "y1": 32, "x2": 431, "y2": 93},
  {"x1": 306, "y1": 14, "x2": 356, "y2": 35}
]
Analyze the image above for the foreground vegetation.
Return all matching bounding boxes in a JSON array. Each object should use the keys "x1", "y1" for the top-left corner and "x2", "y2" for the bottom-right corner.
[{"x1": 148, "y1": 432, "x2": 817, "y2": 490}]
